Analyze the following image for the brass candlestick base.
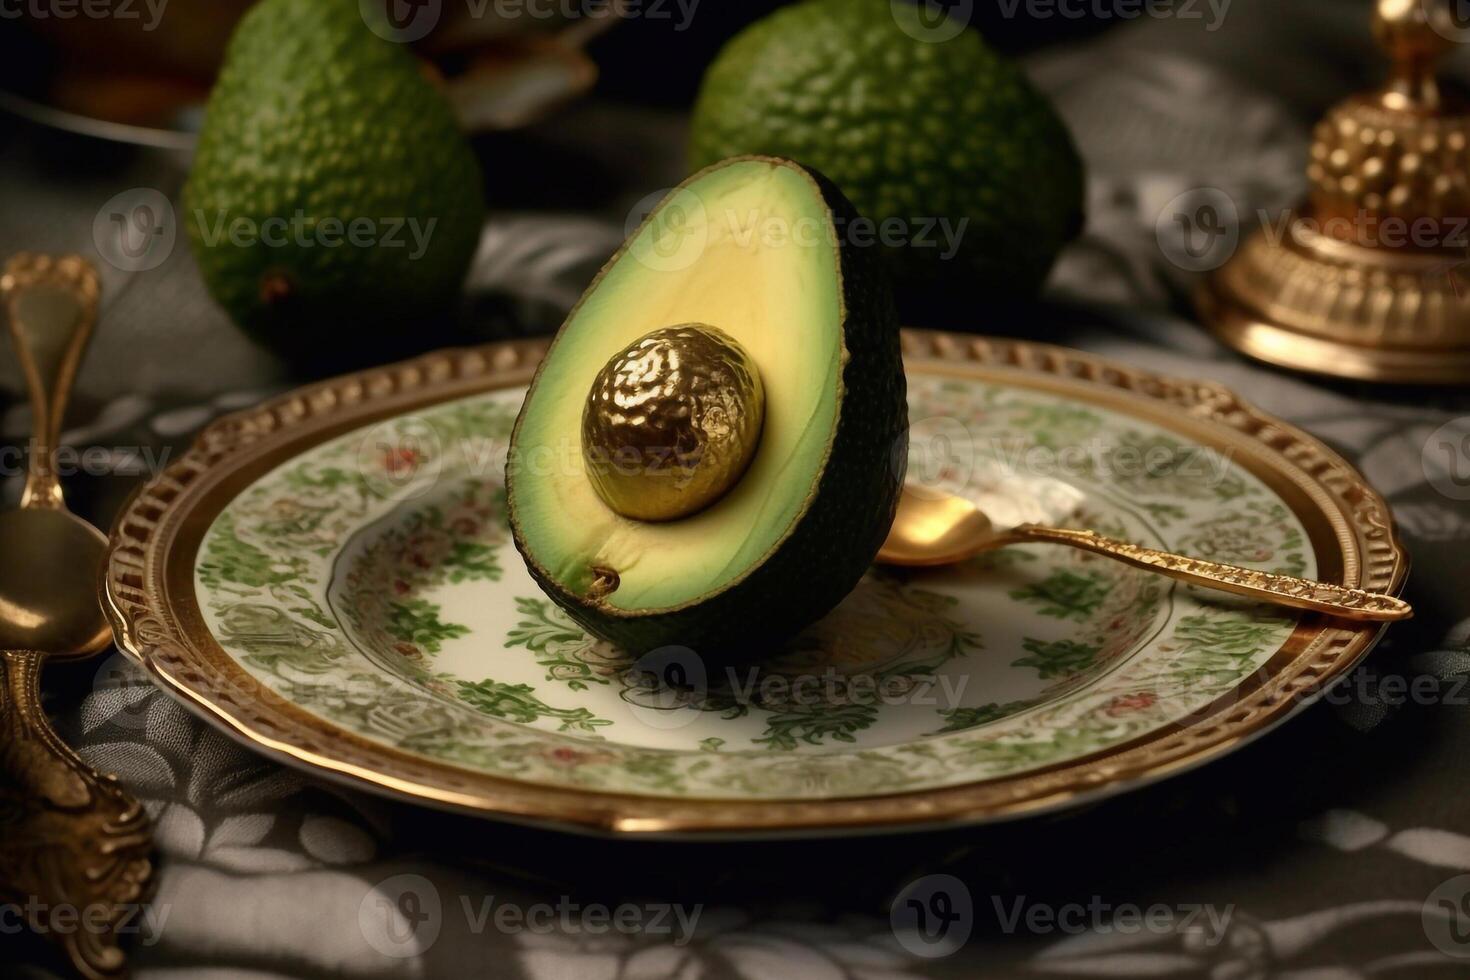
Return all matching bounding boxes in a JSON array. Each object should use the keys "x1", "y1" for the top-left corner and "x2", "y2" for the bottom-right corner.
[
  {"x1": 1198, "y1": 220, "x2": 1470, "y2": 383},
  {"x1": 1198, "y1": 0, "x2": 1470, "y2": 384}
]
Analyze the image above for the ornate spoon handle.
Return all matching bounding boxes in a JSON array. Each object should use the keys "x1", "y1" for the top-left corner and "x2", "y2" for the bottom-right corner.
[
  {"x1": 1012, "y1": 525, "x2": 1412, "y2": 622},
  {"x1": 0, "y1": 649, "x2": 155, "y2": 980}
]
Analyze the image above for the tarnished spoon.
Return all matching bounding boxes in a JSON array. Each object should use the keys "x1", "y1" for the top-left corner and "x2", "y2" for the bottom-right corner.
[
  {"x1": 878, "y1": 487, "x2": 1411, "y2": 623},
  {"x1": 0, "y1": 254, "x2": 153, "y2": 979}
]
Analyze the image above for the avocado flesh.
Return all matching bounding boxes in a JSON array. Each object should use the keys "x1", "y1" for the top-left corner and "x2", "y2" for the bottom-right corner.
[{"x1": 511, "y1": 161, "x2": 842, "y2": 612}]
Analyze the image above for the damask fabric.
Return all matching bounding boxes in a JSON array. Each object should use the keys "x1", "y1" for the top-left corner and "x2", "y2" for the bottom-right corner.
[{"x1": 7, "y1": 2, "x2": 1470, "y2": 977}]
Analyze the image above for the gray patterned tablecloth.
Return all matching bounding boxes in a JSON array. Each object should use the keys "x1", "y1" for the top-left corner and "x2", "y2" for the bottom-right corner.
[{"x1": 6, "y1": 1, "x2": 1470, "y2": 976}]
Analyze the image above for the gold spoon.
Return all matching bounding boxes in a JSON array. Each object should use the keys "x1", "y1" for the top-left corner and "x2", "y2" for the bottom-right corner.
[
  {"x1": 878, "y1": 488, "x2": 1411, "y2": 623},
  {"x1": 0, "y1": 254, "x2": 153, "y2": 980}
]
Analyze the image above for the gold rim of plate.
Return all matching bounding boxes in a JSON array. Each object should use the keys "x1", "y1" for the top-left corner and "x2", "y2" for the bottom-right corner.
[{"x1": 100, "y1": 330, "x2": 1409, "y2": 837}]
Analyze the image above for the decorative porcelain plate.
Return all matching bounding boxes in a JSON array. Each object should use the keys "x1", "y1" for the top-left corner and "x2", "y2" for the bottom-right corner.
[{"x1": 103, "y1": 332, "x2": 1407, "y2": 837}]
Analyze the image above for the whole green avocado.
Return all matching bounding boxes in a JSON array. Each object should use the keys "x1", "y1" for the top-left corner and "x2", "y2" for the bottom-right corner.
[
  {"x1": 183, "y1": 0, "x2": 484, "y2": 357},
  {"x1": 689, "y1": 0, "x2": 1085, "y2": 300}
]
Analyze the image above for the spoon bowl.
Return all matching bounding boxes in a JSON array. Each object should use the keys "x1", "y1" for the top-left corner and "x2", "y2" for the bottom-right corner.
[
  {"x1": 0, "y1": 507, "x2": 110, "y2": 656},
  {"x1": 873, "y1": 490, "x2": 1000, "y2": 567}
]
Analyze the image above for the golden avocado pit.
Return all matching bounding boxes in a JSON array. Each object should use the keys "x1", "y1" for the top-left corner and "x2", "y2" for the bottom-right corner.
[{"x1": 581, "y1": 324, "x2": 765, "y2": 522}]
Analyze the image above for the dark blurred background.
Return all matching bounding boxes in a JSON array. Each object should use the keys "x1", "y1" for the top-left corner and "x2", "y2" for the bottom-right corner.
[
  {"x1": 0, "y1": 1, "x2": 1121, "y2": 115},
  {"x1": 587, "y1": 0, "x2": 1119, "y2": 102}
]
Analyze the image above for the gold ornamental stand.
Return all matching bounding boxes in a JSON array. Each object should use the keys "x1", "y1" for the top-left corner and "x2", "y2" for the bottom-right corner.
[{"x1": 1197, "y1": 0, "x2": 1470, "y2": 384}]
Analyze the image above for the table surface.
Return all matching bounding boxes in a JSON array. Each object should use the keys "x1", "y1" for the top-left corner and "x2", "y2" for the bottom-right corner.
[{"x1": 6, "y1": 1, "x2": 1470, "y2": 977}]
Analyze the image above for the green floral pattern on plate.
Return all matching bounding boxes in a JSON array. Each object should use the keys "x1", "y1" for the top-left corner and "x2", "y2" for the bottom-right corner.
[{"x1": 194, "y1": 375, "x2": 1312, "y2": 800}]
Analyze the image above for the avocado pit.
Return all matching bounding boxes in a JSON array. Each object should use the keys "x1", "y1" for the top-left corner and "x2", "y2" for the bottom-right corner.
[{"x1": 581, "y1": 324, "x2": 765, "y2": 523}]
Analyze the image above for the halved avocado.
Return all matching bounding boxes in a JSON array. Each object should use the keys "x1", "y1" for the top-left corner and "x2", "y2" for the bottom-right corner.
[{"x1": 506, "y1": 156, "x2": 907, "y2": 656}]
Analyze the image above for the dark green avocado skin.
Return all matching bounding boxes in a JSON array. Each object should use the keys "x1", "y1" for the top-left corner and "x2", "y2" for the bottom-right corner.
[
  {"x1": 689, "y1": 0, "x2": 1084, "y2": 303},
  {"x1": 183, "y1": 0, "x2": 484, "y2": 361},
  {"x1": 508, "y1": 157, "x2": 908, "y2": 660}
]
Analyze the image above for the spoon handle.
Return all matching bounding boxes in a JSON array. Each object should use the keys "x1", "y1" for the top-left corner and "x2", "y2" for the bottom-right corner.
[
  {"x1": 0, "y1": 648, "x2": 155, "y2": 980},
  {"x1": 0, "y1": 254, "x2": 101, "y2": 510},
  {"x1": 1013, "y1": 524, "x2": 1412, "y2": 623}
]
